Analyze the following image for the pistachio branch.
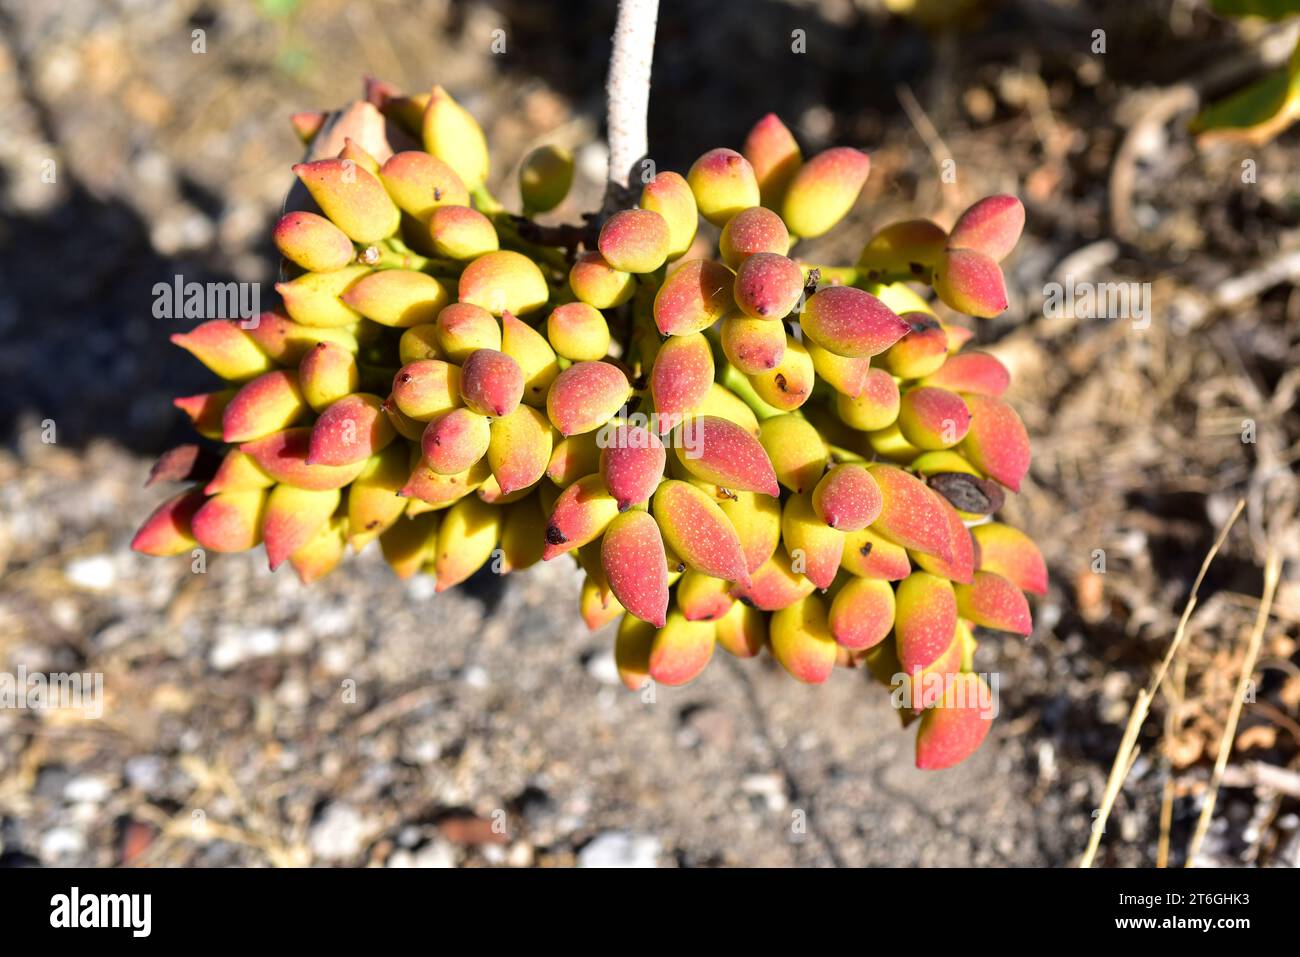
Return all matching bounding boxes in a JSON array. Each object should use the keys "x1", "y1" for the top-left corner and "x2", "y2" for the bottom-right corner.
[{"x1": 602, "y1": 0, "x2": 659, "y2": 216}]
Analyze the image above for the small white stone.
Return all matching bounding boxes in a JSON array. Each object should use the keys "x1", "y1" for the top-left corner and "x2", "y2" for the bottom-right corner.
[
  {"x1": 309, "y1": 803, "x2": 372, "y2": 863},
  {"x1": 64, "y1": 554, "x2": 116, "y2": 590},
  {"x1": 392, "y1": 841, "x2": 457, "y2": 868},
  {"x1": 49, "y1": 598, "x2": 81, "y2": 630},
  {"x1": 414, "y1": 841, "x2": 456, "y2": 868},
  {"x1": 319, "y1": 642, "x2": 353, "y2": 675},
  {"x1": 406, "y1": 575, "x2": 437, "y2": 600},
  {"x1": 41, "y1": 827, "x2": 86, "y2": 862},
  {"x1": 125, "y1": 755, "x2": 166, "y2": 792},
  {"x1": 585, "y1": 648, "x2": 621, "y2": 686},
  {"x1": 577, "y1": 832, "x2": 660, "y2": 868},
  {"x1": 63, "y1": 775, "x2": 112, "y2": 804},
  {"x1": 209, "y1": 626, "x2": 281, "y2": 670}
]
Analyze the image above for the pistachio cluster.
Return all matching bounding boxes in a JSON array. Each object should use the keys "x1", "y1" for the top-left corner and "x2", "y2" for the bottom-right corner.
[{"x1": 135, "y1": 81, "x2": 1044, "y2": 769}]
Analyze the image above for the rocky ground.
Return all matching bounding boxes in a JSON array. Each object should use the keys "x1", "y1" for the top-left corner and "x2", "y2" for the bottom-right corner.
[{"x1": 1, "y1": 0, "x2": 1298, "y2": 867}]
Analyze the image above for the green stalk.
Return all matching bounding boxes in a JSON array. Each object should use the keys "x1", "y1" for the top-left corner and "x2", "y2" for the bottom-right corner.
[{"x1": 718, "y1": 361, "x2": 785, "y2": 421}]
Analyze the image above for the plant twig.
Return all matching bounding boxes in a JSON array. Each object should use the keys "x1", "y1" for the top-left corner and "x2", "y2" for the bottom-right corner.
[
  {"x1": 1155, "y1": 654, "x2": 1187, "y2": 869},
  {"x1": 1186, "y1": 547, "x2": 1281, "y2": 866},
  {"x1": 1220, "y1": 760, "x2": 1300, "y2": 799},
  {"x1": 896, "y1": 83, "x2": 954, "y2": 194},
  {"x1": 602, "y1": 0, "x2": 658, "y2": 215},
  {"x1": 1079, "y1": 498, "x2": 1245, "y2": 868},
  {"x1": 509, "y1": 214, "x2": 599, "y2": 253}
]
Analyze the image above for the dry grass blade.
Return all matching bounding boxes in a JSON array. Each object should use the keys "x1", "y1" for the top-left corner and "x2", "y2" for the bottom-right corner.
[
  {"x1": 1156, "y1": 654, "x2": 1189, "y2": 868},
  {"x1": 1185, "y1": 547, "x2": 1282, "y2": 866},
  {"x1": 1079, "y1": 498, "x2": 1245, "y2": 868}
]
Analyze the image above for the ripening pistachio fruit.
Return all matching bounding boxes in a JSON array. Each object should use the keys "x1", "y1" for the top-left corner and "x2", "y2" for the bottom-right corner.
[
  {"x1": 429, "y1": 205, "x2": 499, "y2": 260},
  {"x1": 275, "y1": 265, "x2": 370, "y2": 328},
  {"x1": 399, "y1": 324, "x2": 443, "y2": 364},
  {"x1": 240, "y1": 429, "x2": 368, "y2": 490},
  {"x1": 422, "y1": 406, "x2": 491, "y2": 474},
  {"x1": 811, "y1": 464, "x2": 882, "y2": 531},
  {"x1": 341, "y1": 269, "x2": 449, "y2": 327},
  {"x1": 543, "y1": 474, "x2": 620, "y2": 560},
  {"x1": 836, "y1": 369, "x2": 900, "y2": 432},
  {"x1": 170, "y1": 321, "x2": 273, "y2": 381},
  {"x1": 780, "y1": 491, "x2": 844, "y2": 590},
  {"x1": 707, "y1": 600, "x2": 764, "y2": 655},
  {"x1": 295, "y1": 341, "x2": 357, "y2": 412},
  {"x1": 598, "y1": 208, "x2": 671, "y2": 274},
  {"x1": 392, "y1": 359, "x2": 461, "y2": 421},
  {"x1": 222, "y1": 370, "x2": 306, "y2": 443},
  {"x1": 569, "y1": 251, "x2": 636, "y2": 309},
  {"x1": 719, "y1": 207, "x2": 790, "y2": 268},
  {"x1": 433, "y1": 494, "x2": 503, "y2": 591},
  {"x1": 915, "y1": 674, "x2": 995, "y2": 770},
  {"x1": 759, "y1": 414, "x2": 827, "y2": 494},
  {"x1": 867, "y1": 464, "x2": 954, "y2": 562},
  {"x1": 730, "y1": 548, "x2": 815, "y2": 611},
  {"x1": 378, "y1": 151, "x2": 469, "y2": 221},
  {"x1": 548, "y1": 431, "x2": 602, "y2": 487},
  {"x1": 800, "y1": 285, "x2": 909, "y2": 359},
  {"x1": 640, "y1": 171, "x2": 699, "y2": 259},
  {"x1": 971, "y1": 523, "x2": 1048, "y2": 596},
  {"x1": 309, "y1": 393, "x2": 394, "y2": 466},
  {"x1": 806, "y1": 340, "x2": 871, "y2": 397},
  {"x1": 547, "y1": 361, "x2": 631, "y2": 436},
  {"x1": 948, "y1": 195, "x2": 1025, "y2": 262},
  {"x1": 671, "y1": 415, "x2": 779, "y2": 496},
  {"x1": 501, "y1": 311, "x2": 559, "y2": 407},
  {"x1": 460, "y1": 251, "x2": 550, "y2": 317},
  {"x1": 747, "y1": 336, "x2": 814, "y2": 411},
  {"x1": 519, "y1": 144, "x2": 574, "y2": 214},
  {"x1": 460, "y1": 348, "x2": 525, "y2": 418},
  {"x1": 742, "y1": 113, "x2": 803, "y2": 209},
  {"x1": 487, "y1": 404, "x2": 552, "y2": 496},
  {"x1": 191, "y1": 489, "x2": 266, "y2": 553},
  {"x1": 650, "y1": 333, "x2": 714, "y2": 431},
  {"x1": 434, "y1": 302, "x2": 500, "y2": 361},
  {"x1": 769, "y1": 594, "x2": 837, "y2": 683},
  {"x1": 959, "y1": 393, "x2": 1031, "y2": 492},
  {"x1": 721, "y1": 315, "x2": 786, "y2": 375},
  {"x1": 915, "y1": 504, "x2": 976, "y2": 591},
  {"x1": 733, "y1": 253, "x2": 804, "y2": 320},
  {"x1": 648, "y1": 613, "x2": 716, "y2": 687},
  {"x1": 652, "y1": 480, "x2": 750, "y2": 585},
  {"x1": 857, "y1": 219, "x2": 947, "y2": 280},
  {"x1": 602, "y1": 510, "x2": 670, "y2": 628},
  {"x1": 920, "y1": 351, "x2": 1010, "y2": 397},
  {"x1": 897, "y1": 386, "x2": 971, "y2": 450},
  {"x1": 781, "y1": 147, "x2": 869, "y2": 238},
  {"x1": 421, "y1": 85, "x2": 489, "y2": 190},
  {"x1": 829, "y1": 577, "x2": 895, "y2": 650},
  {"x1": 932, "y1": 247, "x2": 1008, "y2": 318},
  {"x1": 293, "y1": 159, "x2": 400, "y2": 243},
  {"x1": 719, "y1": 489, "x2": 781, "y2": 574},
  {"x1": 600, "y1": 424, "x2": 666, "y2": 510},
  {"x1": 654, "y1": 259, "x2": 735, "y2": 336},
  {"x1": 244, "y1": 312, "x2": 357, "y2": 365},
  {"x1": 172, "y1": 391, "x2": 232, "y2": 440},
  {"x1": 274, "y1": 211, "x2": 356, "y2": 272},
  {"x1": 882, "y1": 315, "x2": 950, "y2": 379},
  {"x1": 687, "y1": 148, "x2": 761, "y2": 226},
  {"x1": 546, "y1": 302, "x2": 611, "y2": 361}
]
